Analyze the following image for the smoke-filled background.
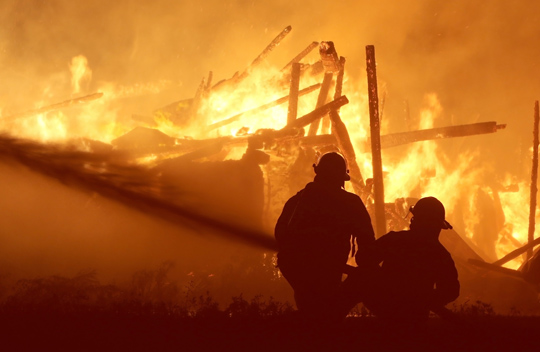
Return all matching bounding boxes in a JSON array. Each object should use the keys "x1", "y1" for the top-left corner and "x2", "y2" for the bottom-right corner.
[{"x1": 0, "y1": 0, "x2": 539, "y2": 308}]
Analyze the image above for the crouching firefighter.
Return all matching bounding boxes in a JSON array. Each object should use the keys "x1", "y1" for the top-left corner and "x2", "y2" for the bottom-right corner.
[
  {"x1": 274, "y1": 152, "x2": 375, "y2": 322},
  {"x1": 341, "y1": 196, "x2": 460, "y2": 324}
]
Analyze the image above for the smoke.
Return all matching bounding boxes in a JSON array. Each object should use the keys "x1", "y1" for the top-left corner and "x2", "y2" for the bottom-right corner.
[
  {"x1": 0, "y1": 151, "x2": 272, "y2": 293},
  {"x1": 0, "y1": 0, "x2": 539, "y2": 305}
]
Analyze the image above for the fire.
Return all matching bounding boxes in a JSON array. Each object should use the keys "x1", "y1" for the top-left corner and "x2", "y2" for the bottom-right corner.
[
  {"x1": 196, "y1": 66, "x2": 321, "y2": 139},
  {"x1": 0, "y1": 39, "x2": 536, "y2": 271},
  {"x1": 69, "y1": 55, "x2": 92, "y2": 95},
  {"x1": 497, "y1": 179, "x2": 533, "y2": 269}
]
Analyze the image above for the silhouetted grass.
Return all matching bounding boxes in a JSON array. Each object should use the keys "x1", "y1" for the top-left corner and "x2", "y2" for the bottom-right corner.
[{"x1": 0, "y1": 267, "x2": 538, "y2": 351}]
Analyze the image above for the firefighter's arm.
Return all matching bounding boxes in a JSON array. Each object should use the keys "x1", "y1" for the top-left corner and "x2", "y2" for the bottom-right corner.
[
  {"x1": 432, "y1": 256, "x2": 460, "y2": 308},
  {"x1": 274, "y1": 196, "x2": 299, "y2": 248}
]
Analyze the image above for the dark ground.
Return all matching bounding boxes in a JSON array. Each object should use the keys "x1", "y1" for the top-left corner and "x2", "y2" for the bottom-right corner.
[{"x1": 1, "y1": 312, "x2": 539, "y2": 352}]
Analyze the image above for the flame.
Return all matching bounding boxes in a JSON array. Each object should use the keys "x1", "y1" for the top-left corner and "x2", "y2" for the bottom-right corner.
[
  {"x1": 69, "y1": 55, "x2": 92, "y2": 95},
  {"x1": 196, "y1": 66, "x2": 321, "y2": 138},
  {"x1": 496, "y1": 179, "x2": 535, "y2": 269},
  {"x1": 2, "y1": 47, "x2": 537, "y2": 270}
]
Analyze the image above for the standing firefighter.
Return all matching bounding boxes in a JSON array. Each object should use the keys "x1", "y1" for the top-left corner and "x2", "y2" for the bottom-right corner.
[
  {"x1": 275, "y1": 152, "x2": 375, "y2": 321},
  {"x1": 346, "y1": 196, "x2": 460, "y2": 324}
]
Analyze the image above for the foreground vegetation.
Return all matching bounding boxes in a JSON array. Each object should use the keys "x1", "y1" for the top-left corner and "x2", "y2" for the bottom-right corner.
[{"x1": 0, "y1": 266, "x2": 539, "y2": 351}]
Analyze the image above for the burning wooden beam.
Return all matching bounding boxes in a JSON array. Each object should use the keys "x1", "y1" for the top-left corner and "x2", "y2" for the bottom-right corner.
[
  {"x1": 237, "y1": 25, "x2": 292, "y2": 81},
  {"x1": 287, "y1": 63, "x2": 301, "y2": 124},
  {"x1": 299, "y1": 121, "x2": 507, "y2": 150},
  {"x1": 366, "y1": 45, "x2": 386, "y2": 238},
  {"x1": 206, "y1": 83, "x2": 321, "y2": 131},
  {"x1": 283, "y1": 95, "x2": 349, "y2": 130},
  {"x1": 322, "y1": 56, "x2": 347, "y2": 135},
  {"x1": 378, "y1": 121, "x2": 507, "y2": 149},
  {"x1": 116, "y1": 126, "x2": 303, "y2": 158},
  {"x1": 329, "y1": 110, "x2": 366, "y2": 196},
  {"x1": 333, "y1": 57, "x2": 346, "y2": 102},
  {"x1": 307, "y1": 42, "x2": 342, "y2": 136},
  {"x1": 307, "y1": 72, "x2": 333, "y2": 136},
  {"x1": 281, "y1": 41, "x2": 319, "y2": 72},
  {"x1": 319, "y1": 41, "x2": 342, "y2": 73},
  {"x1": 528, "y1": 100, "x2": 540, "y2": 260},
  {"x1": 467, "y1": 259, "x2": 524, "y2": 278},
  {"x1": 470, "y1": 236, "x2": 540, "y2": 268},
  {"x1": 3, "y1": 92, "x2": 103, "y2": 121}
]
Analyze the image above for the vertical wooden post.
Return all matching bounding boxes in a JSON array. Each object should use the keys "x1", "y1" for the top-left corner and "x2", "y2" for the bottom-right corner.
[
  {"x1": 329, "y1": 110, "x2": 366, "y2": 195},
  {"x1": 334, "y1": 57, "x2": 346, "y2": 101},
  {"x1": 528, "y1": 101, "x2": 540, "y2": 260},
  {"x1": 308, "y1": 72, "x2": 334, "y2": 136},
  {"x1": 322, "y1": 56, "x2": 346, "y2": 134},
  {"x1": 366, "y1": 45, "x2": 386, "y2": 238},
  {"x1": 287, "y1": 63, "x2": 301, "y2": 124}
]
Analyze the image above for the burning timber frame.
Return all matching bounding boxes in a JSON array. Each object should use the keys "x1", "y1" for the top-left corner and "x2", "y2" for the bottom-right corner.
[
  {"x1": 124, "y1": 28, "x2": 523, "y2": 268},
  {"x1": 6, "y1": 25, "x2": 532, "y2": 275},
  {"x1": 468, "y1": 101, "x2": 540, "y2": 283}
]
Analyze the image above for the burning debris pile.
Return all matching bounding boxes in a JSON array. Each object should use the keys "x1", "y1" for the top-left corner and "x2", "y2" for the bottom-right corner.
[{"x1": 0, "y1": 26, "x2": 538, "y2": 312}]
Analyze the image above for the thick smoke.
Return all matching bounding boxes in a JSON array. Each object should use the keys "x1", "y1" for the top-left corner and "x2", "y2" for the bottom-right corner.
[{"x1": 0, "y1": 0, "x2": 539, "y2": 308}]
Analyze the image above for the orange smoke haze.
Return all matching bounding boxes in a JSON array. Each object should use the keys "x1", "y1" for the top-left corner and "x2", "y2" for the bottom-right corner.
[{"x1": 0, "y1": 0, "x2": 539, "y2": 307}]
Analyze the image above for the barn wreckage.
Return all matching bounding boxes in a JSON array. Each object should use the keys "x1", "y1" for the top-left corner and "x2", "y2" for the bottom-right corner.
[{"x1": 1, "y1": 26, "x2": 539, "y2": 311}]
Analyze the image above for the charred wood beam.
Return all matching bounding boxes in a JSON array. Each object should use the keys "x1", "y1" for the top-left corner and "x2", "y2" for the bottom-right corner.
[
  {"x1": 211, "y1": 26, "x2": 292, "y2": 91},
  {"x1": 287, "y1": 63, "x2": 301, "y2": 124},
  {"x1": 281, "y1": 41, "x2": 319, "y2": 72},
  {"x1": 307, "y1": 72, "x2": 334, "y2": 136},
  {"x1": 528, "y1": 101, "x2": 540, "y2": 259},
  {"x1": 319, "y1": 41, "x2": 342, "y2": 73},
  {"x1": 322, "y1": 56, "x2": 346, "y2": 135},
  {"x1": 283, "y1": 95, "x2": 349, "y2": 130},
  {"x1": 299, "y1": 121, "x2": 507, "y2": 149},
  {"x1": 123, "y1": 127, "x2": 303, "y2": 157},
  {"x1": 490, "y1": 236, "x2": 540, "y2": 267},
  {"x1": 467, "y1": 259, "x2": 524, "y2": 278},
  {"x1": 366, "y1": 45, "x2": 386, "y2": 238},
  {"x1": 307, "y1": 42, "x2": 341, "y2": 136},
  {"x1": 329, "y1": 110, "x2": 366, "y2": 196},
  {"x1": 206, "y1": 83, "x2": 321, "y2": 131},
  {"x1": 333, "y1": 57, "x2": 346, "y2": 102},
  {"x1": 237, "y1": 25, "x2": 292, "y2": 81},
  {"x1": 378, "y1": 122, "x2": 507, "y2": 149},
  {"x1": 3, "y1": 92, "x2": 103, "y2": 121}
]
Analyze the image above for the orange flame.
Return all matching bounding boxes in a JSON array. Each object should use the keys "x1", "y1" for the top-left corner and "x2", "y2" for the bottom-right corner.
[{"x1": 2, "y1": 51, "x2": 537, "y2": 270}]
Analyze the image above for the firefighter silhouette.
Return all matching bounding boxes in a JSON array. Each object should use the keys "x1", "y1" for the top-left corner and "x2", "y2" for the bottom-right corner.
[
  {"x1": 343, "y1": 196, "x2": 460, "y2": 324},
  {"x1": 275, "y1": 152, "x2": 375, "y2": 321}
]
